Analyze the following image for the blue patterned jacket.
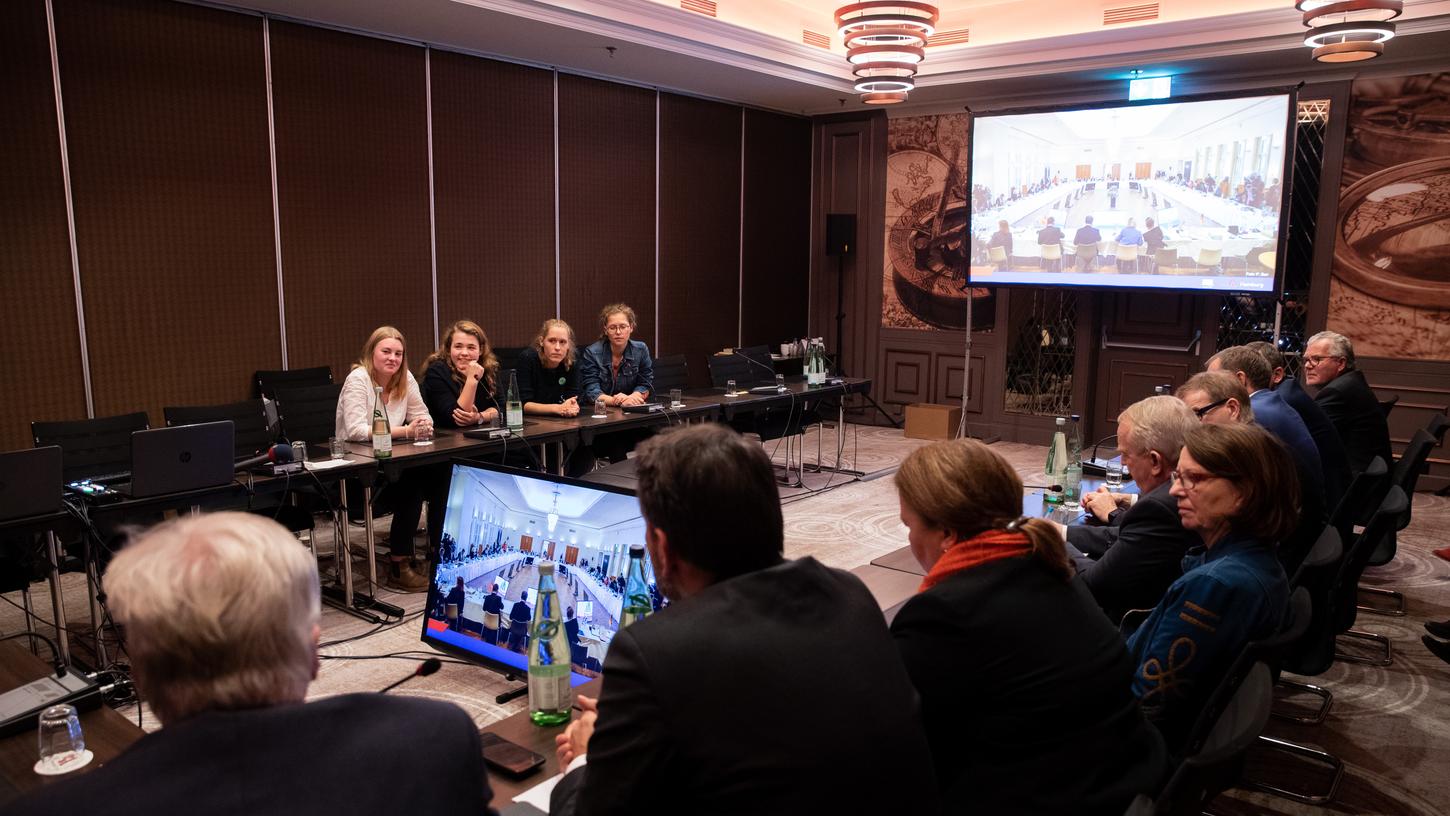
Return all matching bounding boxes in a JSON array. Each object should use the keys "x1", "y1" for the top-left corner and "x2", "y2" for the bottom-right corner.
[{"x1": 1125, "y1": 532, "x2": 1288, "y2": 748}]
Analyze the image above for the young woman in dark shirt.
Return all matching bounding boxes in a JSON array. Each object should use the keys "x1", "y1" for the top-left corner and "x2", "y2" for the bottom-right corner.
[
  {"x1": 420, "y1": 320, "x2": 501, "y2": 429},
  {"x1": 518, "y1": 318, "x2": 580, "y2": 418}
]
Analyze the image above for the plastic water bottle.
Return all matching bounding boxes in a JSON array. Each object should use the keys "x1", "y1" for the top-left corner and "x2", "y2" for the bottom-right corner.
[
  {"x1": 620, "y1": 544, "x2": 651, "y2": 629},
  {"x1": 1044, "y1": 417, "x2": 1068, "y2": 504},
  {"x1": 527, "y1": 564, "x2": 571, "y2": 726},
  {"x1": 371, "y1": 386, "x2": 392, "y2": 459},
  {"x1": 506, "y1": 370, "x2": 524, "y2": 433}
]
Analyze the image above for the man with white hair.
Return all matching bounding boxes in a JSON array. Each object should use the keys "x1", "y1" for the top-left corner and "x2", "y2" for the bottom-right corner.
[
  {"x1": 1064, "y1": 396, "x2": 1201, "y2": 623},
  {"x1": 9, "y1": 512, "x2": 497, "y2": 816},
  {"x1": 1304, "y1": 330, "x2": 1393, "y2": 475}
]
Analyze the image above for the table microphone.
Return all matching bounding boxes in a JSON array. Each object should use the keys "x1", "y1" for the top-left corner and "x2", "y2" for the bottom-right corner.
[
  {"x1": 235, "y1": 443, "x2": 294, "y2": 471},
  {"x1": 379, "y1": 657, "x2": 442, "y2": 693},
  {"x1": 1083, "y1": 433, "x2": 1117, "y2": 476}
]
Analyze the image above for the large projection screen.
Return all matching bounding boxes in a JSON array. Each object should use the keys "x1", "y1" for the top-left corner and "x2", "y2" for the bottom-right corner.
[{"x1": 968, "y1": 92, "x2": 1294, "y2": 294}]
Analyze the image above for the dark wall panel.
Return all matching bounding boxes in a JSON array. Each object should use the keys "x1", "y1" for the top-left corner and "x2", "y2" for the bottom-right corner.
[
  {"x1": 54, "y1": 0, "x2": 277, "y2": 421},
  {"x1": 271, "y1": 21, "x2": 432, "y2": 378},
  {"x1": 431, "y1": 52, "x2": 555, "y2": 348},
  {"x1": 658, "y1": 94, "x2": 740, "y2": 386},
  {"x1": 2, "y1": 0, "x2": 87, "y2": 449},
  {"x1": 558, "y1": 75, "x2": 656, "y2": 349},
  {"x1": 742, "y1": 109, "x2": 811, "y2": 349}
]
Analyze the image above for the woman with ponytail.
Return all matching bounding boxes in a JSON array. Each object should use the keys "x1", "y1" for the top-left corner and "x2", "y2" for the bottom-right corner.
[{"x1": 891, "y1": 439, "x2": 1165, "y2": 814}]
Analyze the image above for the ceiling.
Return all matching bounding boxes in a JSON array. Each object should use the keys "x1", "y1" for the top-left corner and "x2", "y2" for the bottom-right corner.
[{"x1": 213, "y1": 0, "x2": 1450, "y2": 114}]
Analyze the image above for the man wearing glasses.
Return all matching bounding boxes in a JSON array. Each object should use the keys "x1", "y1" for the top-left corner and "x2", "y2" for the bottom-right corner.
[{"x1": 1303, "y1": 331, "x2": 1393, "y2": 475}]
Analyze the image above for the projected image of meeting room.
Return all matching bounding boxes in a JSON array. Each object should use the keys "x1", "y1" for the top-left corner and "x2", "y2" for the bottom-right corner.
[
  {"x1": 969, "y1": 94, "x2": 1291, "y2": 292},
  {"x1": 421, "y1": 462, "x2": 659, "y2": 682}
]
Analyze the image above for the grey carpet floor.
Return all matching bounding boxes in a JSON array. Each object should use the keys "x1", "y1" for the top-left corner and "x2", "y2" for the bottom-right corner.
[{"x1": 4, "y1": 426, "x2": 1446, "y2": 814}]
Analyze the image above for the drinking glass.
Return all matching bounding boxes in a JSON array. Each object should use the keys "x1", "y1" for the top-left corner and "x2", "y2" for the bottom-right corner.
[
  {"x1": 1105, "y1": 461, "x2": 1124, "y2": 489},
  {"x1": 593, "y1": 397, "x2": 608, "y2": 418},
  {"x1": 329, "y1": 436, "x2": 346, "y2": 459},
  {"x1": 290, "y1": 440, "x2": 308, "y2": 462},
  {"x1": 413, "y1": 418, "x2": 434, "y2": 446},
  {"x1": 775, "y1": 373, "x2": 786, "y2": 391},
  {"x1": 726, "y1": 379, "x2": 737, "y2": 396},
  {"x1": 1062, "y1": 468, "x2": 1083, "y2": 512},
  {"x1": 669, "y1": 388, "x2": 683, "y2": 408},
  {"x1": 37, "y1": 704, "x2": 84, "y2": 774}
]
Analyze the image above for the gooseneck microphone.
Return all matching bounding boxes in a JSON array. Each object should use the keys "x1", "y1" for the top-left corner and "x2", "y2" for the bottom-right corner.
[
  {"x1": 379, "y1": 657, "x2": 442, "y2": 694},
  {"x1": 1082, "y1": 433, "x2": 1118, "y2": 476},
  {"x1": 234, "y1": 443, "x2": 295, "y2": 472}
]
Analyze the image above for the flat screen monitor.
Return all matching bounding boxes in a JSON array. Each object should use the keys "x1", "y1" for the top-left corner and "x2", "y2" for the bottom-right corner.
[
  {"x1": 968, "y1": 91, "x2": 1294, "y2": 293},
  {"x1": 422, "y1": 461, "x2": 653, "y2": 685}
]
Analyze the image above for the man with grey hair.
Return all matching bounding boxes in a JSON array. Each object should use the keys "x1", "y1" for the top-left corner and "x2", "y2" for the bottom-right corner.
[
  {"x1": 8, "y1": 512, "x2": 497, "y2": 816},
  {"x1": 1061, "y1": 396, "x2": 1201, "y2": 623},
  {"x1": 1304, "y1": 330, "x2": 1392, "y2": 474},
  {"x1": 1244, "y1": 339, "x2": 1352, "y2": 511}
]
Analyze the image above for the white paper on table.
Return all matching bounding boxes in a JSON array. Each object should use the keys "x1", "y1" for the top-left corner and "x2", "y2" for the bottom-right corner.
[
  {"x1": 303, "y1": 459, "x2": 353, "y2": 471},
  {"x1": 512, "y1": 771, "x2": 566, "y2": 812}
]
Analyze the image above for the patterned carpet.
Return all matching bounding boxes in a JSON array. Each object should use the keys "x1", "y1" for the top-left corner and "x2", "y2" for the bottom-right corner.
[{"x1": 3, "y1": 427, "x2": 1447, "y2": 814}]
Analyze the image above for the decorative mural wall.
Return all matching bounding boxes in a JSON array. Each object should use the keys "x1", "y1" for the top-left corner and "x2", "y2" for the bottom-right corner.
[
  {"x1": 882, "y1": 113, "x2": 995, "y2": 331},
  {"x1": 1328, "y1": 72, "x2": 1450, "y2": 360}
]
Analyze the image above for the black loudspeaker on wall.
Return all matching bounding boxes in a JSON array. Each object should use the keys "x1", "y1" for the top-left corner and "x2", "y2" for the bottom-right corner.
[{"x1": 825, "y1": 213, "x2": 856, "y2": 256}]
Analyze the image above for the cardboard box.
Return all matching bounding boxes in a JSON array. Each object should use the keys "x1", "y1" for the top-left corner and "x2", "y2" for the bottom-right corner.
[{"x1": 904, "y1": 403, "x2": 963, "y2": 441}]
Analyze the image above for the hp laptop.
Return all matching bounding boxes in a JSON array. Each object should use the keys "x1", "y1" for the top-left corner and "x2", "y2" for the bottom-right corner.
[{"x1": 124, "y1": 421, "x2": 236, "y2": 498}]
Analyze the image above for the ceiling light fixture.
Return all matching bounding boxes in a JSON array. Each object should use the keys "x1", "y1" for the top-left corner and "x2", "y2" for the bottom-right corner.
[
  {"x1": 546, "y1": 486, "x2": 560, "y2": 533},
  {"x1": 1297, "y1": 0, "x2": 1401, "y2": 63},
  {"x1": 836, "y1": 3, "x2": 939, "y2": 104}
]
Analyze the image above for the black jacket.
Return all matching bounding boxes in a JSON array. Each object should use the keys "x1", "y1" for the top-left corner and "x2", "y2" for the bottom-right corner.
[
  {"x1": 1313, "y1": 369, "x2": 1393, "y2": 475},
  {"x1": 1275, "y1": 375, "x2": 1352, "y2": 511},
  {"x1": 7, "y1": 694, "x2": 496, "y2": 816},
  {"x1": 551, "y1": 557, "x2": 938, "y2": 816},
  {"x1": 1068, "y1": 481, "x2": 1198, "y2": 623},
  {"x1": 892, "y1": 556, "x2": 1166, "y2": 815},
  {"x1": 422, "y1": 359, "x2": 496, "y2": 429}
]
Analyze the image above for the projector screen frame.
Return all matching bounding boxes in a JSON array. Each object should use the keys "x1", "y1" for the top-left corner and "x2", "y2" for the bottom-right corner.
[{"x1": 964, "y1": 85, "x2": 1300, "y2": 298}]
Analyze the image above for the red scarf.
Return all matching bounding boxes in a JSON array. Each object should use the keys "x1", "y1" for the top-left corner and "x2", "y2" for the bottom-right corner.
[{"x1": 919, "y1": 529, "x2": 1031, "y2": 592}]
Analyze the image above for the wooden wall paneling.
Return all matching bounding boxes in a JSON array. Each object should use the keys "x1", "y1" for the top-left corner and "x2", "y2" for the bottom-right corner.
[
  {"x1": 740, "y1": 109, "x2": 811, "y2": 350},
  {"x1": 1360, "y1": 357, "x2": 1450, "y2": 492},
  {"x1": 270, "y1": 21, "x2": 433, "y2": 380},
  {"x1": 1088, "y1": 291, "x2": 1208, "y2": 440},
  {"x1": 880, "y1": 348, "x2": 931, "y2": 406},
  {"x1": 2, "y1": 0, "x2": 88, "y2": 449},
  {"x1": 557, "y1": 75, "x2": 656, "y2": 349},
  {"x1": 933, "y1": 352, "x2": 986, "y2": 414},
  {"x1": 53, "y1": 0, "x2": 278, "y2": 421},
  {"x1": 430, "y1": 51, "x2": 556, "y2": 348},
  {"x1": 657, "y1": 93, "x2": 740, "y2": 388}
]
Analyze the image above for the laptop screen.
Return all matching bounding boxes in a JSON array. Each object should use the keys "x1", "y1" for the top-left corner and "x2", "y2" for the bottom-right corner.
[{"x1": 422, "y1": 461, "x2": 656, "y2": 684}]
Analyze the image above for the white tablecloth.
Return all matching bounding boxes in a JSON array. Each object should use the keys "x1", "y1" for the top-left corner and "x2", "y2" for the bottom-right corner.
[{"x1": 572, "y1": 569, "x2": 622, "y2": 621}]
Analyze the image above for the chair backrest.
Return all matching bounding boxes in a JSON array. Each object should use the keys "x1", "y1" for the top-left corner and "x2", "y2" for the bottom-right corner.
[
  {"x1": 446, "y1": 603, "x2": 459, "y2": 621},
  {"x1": 1196, "y1": 247, "x2": 1222, "y2": 265},
  {"x1": 272, "y1": 383, "x2": 345, "y2": 446},
  {"x1": 483, "y1": 611, "x2": 500, "y2": 630},
  {"x1": 1332, "y1": 486, "x2": 1408, "y2": 633},
  {"x1": 1074, "y1": 243, "x2": 1098, "y2": 260},
  {"x1": 707, "y1": 346, "x2": 772, "y2": 388},
  {"x1": 1283, "y1": 527, "x2": 1345, "y2": 679},
  {"x1": 1155, "y1": 249, "x2": 1178, "y2": 267},
  {"x1": 1392, "y1": 428, "x2": 1434, "y2": 501},
  {"x1": 1157, "y1": 663, "x2": 1273, "y2": 816},
  {"x1": 164, "y1": 399, "x2": 273, "y2": 459},
  {"x1": 32, "y1": 411, "x2": 150, "y2": 482},
  {"x1": 1329, "y1": 455, "x2": 1388, "y2": 544},
  {"x1": 1040, "y1": 242, "x2": 1062, "y2": 260},
  {"x1": 494, "y1": 347, "x2": 528, "y2": 374},
  {"x1": 255, "y1": 366, "x2": 332, "y2": 399},
  {"x1": 1426, "y1": 411, "x2": 1449, "y2": 445},
  {"x1": 1250, "y1": 587, "x2": 1312, "y2": 676},
  {"x1": 1377, "y1": 394, "x2": 1399, "y2": 418},
  {"x1": 988, "y1": 244, "x2": 1007, "y2": 262},
  {"x1": 1116, "y1": 243, "x2": 1139, "y2": 261},
  {"x1": 652, "y1": 354, "x2": 690, "y2": 393}
]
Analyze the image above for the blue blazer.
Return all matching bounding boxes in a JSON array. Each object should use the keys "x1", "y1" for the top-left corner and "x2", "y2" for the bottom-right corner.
[
  {"x1": 1250, "y1": 389, "x2": 1324, "y2": 501},
  {"x1": 579, "y1": 339, "x2": 654, "y2": 404}
]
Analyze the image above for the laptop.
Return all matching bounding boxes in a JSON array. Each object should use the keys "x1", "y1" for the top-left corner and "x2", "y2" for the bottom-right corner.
[
  {"x1": 0, "y1": 446, "x2": 64, "y2": 521},
  {"x1": 123, "y1": 421, "x2": 236, "y2": 498}
]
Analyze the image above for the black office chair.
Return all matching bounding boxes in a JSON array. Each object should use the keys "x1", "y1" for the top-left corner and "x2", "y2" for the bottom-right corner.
[
  {"x1": 652, "y1": 354, "x2": 690, "y2": 394},
  {"x1": 255, "y1": 366, "x2": 332, "y2": 400},
  {"x1": 1426, "y1": 411, "x2": 1449, "y2": 445},
  {"x1": 1377, "y1": 394, "x2": 1398, "y2": 418},
  {"x1": 1329, "y1": 456, "x2": 1388, "y2": 548},
  {"x1": 32, "y1": 412, "x2": 150, "y2": 483},
  {"x1": 1357, "y1": 433, "x2": 1433, "y2": 617},
  {"x1": 164, "y1": 400, "x2": 274, "y2": 460},
  {"x1": 1153, "y1": 662, "x2": 1274, "y2": 816},
  {"x1": 1278, "y1": 526, "x2": 1344, "y2": 726},
  {"x1": 272, "y1": 384, "x2": 344, "y2": 446},
  {"x1": 706, "y1": 345, "x2": 774, "y2": 389},
  {"x1": 1332, "y1": 487, "x2": 1408, "y2": 667}
]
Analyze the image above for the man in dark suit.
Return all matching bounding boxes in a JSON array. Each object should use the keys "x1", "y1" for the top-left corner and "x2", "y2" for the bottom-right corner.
[
  {"x1": 1208, "y1": 346, "x2": 1326, "y2": 505},
  {"x1": 1064, "y1": 396, "x2": 1200, "y2": 623},
  {"x1": 1246, "y1": 340, "x2": 1352, "y2": 510},
  {"x1": 507, "y1": 595, "x2": 532, "y2": 652},
  {"x1": 8, "y1": 512, "x2": 496, "y2": 816},
  {"x1": 550, "y1": 424, "x2": 937, "y2": 816},
  {"x1": 482, "y1": 583, "x2": 505, "y2": 644},
  {"x1": 1073, "y1": 215, "x2": 1101, "y2": 247},
  {"x1": 1305, "y1": 331, "x2": 1393, "y2": 475},
  {"x1": 1037, "y1": 215, "x2": 1064, "y2": 246},
  {"x1": 1142, "y1": 217, "x2": 1164, "y2": 254},
  {"x1": 445, "y1": 577, "x2": 467, "y2": 631}
]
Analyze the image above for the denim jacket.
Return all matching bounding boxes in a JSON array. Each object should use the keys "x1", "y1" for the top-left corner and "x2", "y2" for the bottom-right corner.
[
  {"x1": 579, "y1": 339, "x2": 654, "y2": 404},
  {"x1": 1124, "y1": 532, "x2": 1288, "y2": 748}
]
